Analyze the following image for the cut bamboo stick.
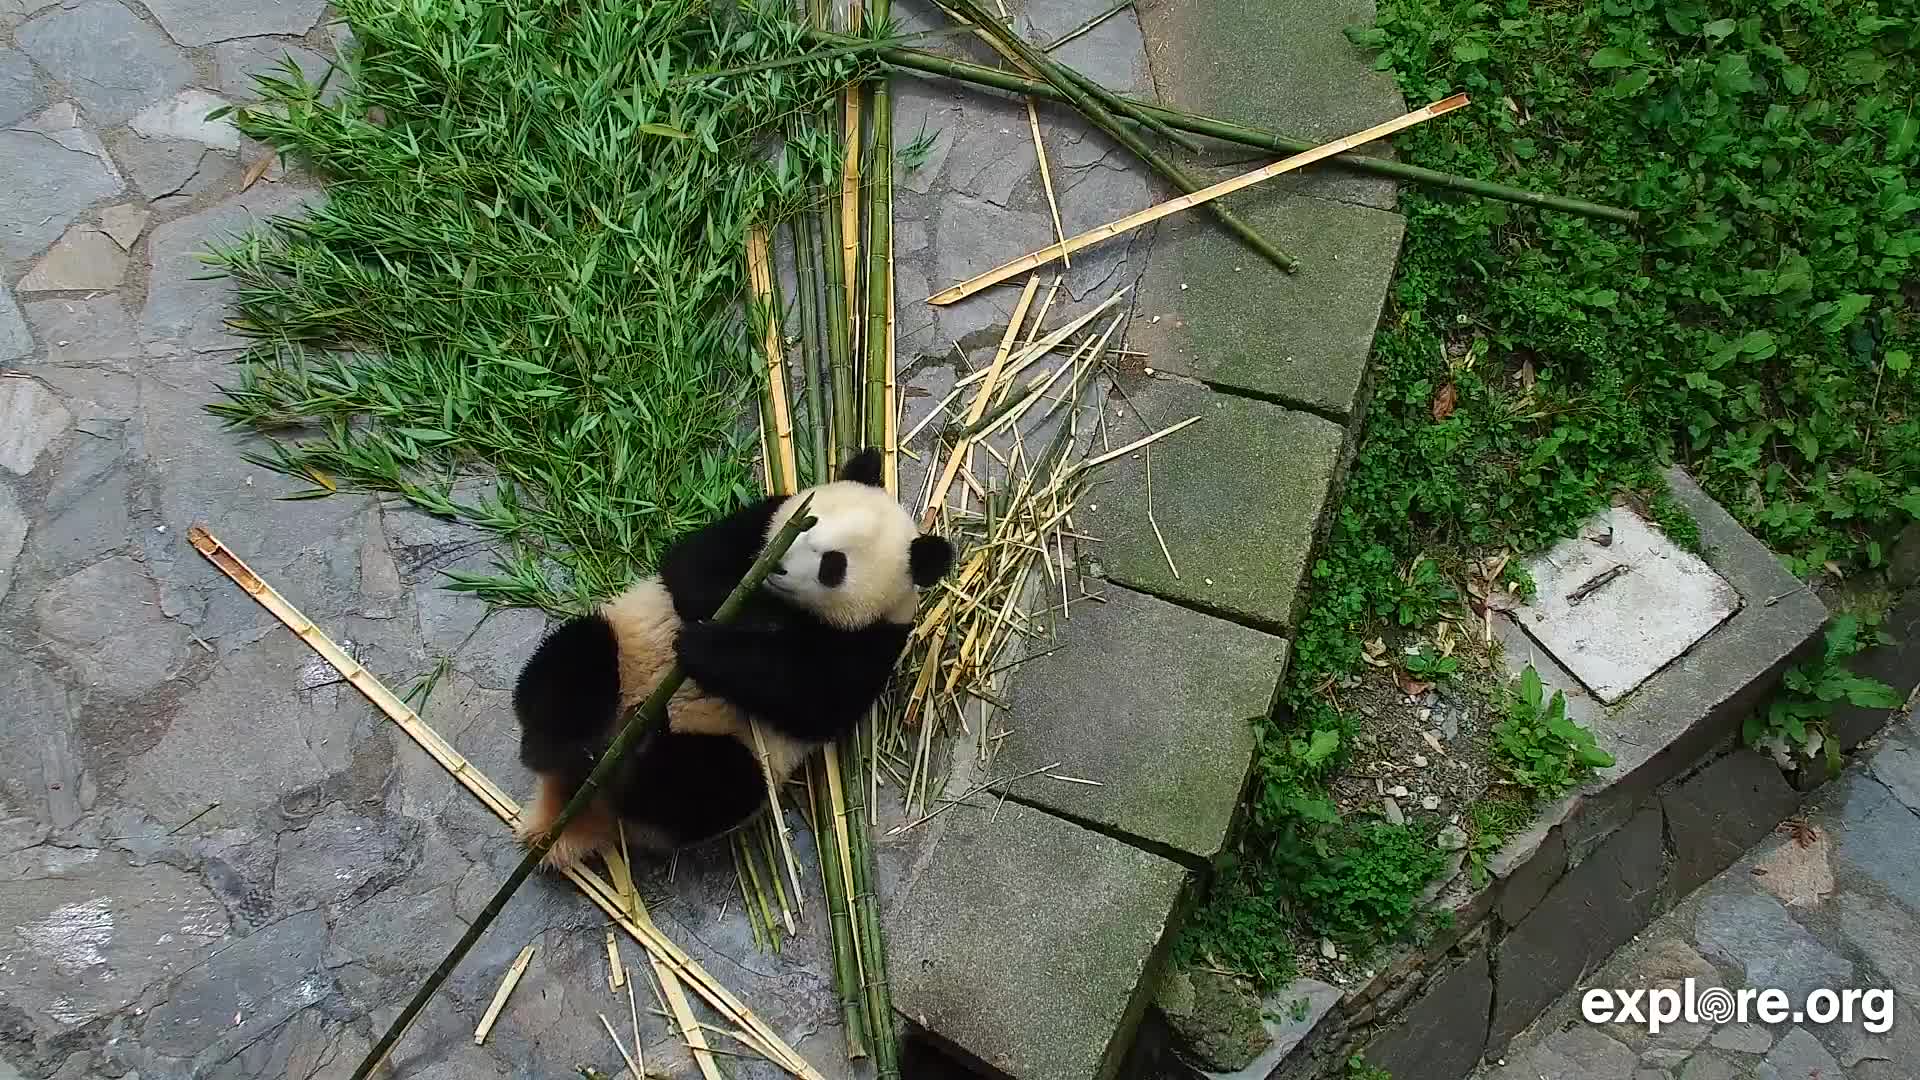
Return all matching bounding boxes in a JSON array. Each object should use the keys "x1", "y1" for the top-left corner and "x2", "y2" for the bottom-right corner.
[
  {"x1": 600, "y1": 1014, "x2": 644, "y2": 1080},
  {"x1": 930, "y1": 93, "x2": 1469, "y2": 304},
  {"x1": 922, "y1": 274, "x2": 1041, "y2": 526},
  {"x1": 185, "y1": 526, "x2": 826, "y2": 1080},
  {"x1": 474, "y1": 944, "x2": 536, "y2": 1045}
]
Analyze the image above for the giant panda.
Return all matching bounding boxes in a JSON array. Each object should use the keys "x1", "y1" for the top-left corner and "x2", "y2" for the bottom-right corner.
[{"x1": 511, "y1": 448, "x2": 955, "y2": 869}]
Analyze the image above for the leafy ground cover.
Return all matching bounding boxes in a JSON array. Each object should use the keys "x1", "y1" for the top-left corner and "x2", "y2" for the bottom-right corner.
[
  {"x1": 208, "y1": 0, "x2": 867, "y2": 610},
  {"x1": 1182, "y1": 0, "x2": 1919, "y2": 987}
]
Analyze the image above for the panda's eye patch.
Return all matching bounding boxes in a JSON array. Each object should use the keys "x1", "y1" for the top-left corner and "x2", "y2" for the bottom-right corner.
[{"x1": 817, "y1": 550, "x2": 847, "y2": 587}]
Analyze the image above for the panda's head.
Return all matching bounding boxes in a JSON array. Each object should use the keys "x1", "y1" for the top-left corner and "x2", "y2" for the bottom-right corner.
[{"x1": 762, "y1": 449, "x2": 954, "y2": 629}]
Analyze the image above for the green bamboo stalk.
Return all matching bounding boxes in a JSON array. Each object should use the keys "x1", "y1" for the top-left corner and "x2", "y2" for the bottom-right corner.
[
  {"x1": 790, "y1": 216, "x2": 830, "y2": 485},
  {"x1": 823, "y1": 179, "x2": 857, "y2": 465},
  {"x1": 863, "y1": 62, "x2": 894, "y2": 450},
  {"x1": 349, "y1": 498, "x2": 819, "y2": 1080},
  {"x1": 939, "y1": 0, "x2": 1296, "y2": 271},
  {"x1": 817, "y1": 36, "x2": 1639, "y2": 225},
  {"x1": 939, "y1": 0, "x2": 1197, "y2": 153},
  {"x1": 839, "y1": 722, "x2": 899, "y2": 1080},
  {"x1": 740, "y1": 823, "x2": 780, "y2": 950},
  {"x1": 812, "y1": 757, "x2": 869, "y2": 1057},
  {"x1": 733, "y1": 830, "x2": 769, "y2": 951}
]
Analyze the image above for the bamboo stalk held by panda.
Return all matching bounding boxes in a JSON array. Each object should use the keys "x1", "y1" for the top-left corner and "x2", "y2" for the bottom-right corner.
[
  {"x1": 344, "y1": 499, "x2": 818, "y2": 1080},
  {"x1": 928, "y1": 93, "x2": 1470, "y2": 305}
]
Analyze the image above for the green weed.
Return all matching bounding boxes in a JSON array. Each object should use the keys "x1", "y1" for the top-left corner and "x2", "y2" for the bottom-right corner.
[
  {"x1": 1346, "y1": 1054, "x2": 1393, "y2": 1080},
  {"x1": 1492, "y1": 665, "x2": 1615, "y2": 798},
  {"x1": 1401, "y1": 646, "x2": 1459, "y2": 682},
  {"x1": 1466, "y1": 792, "x2": 1534, "y2": 888},
  {"x1": 205, "y1": 0, "x2": 873, "y2": 610},
  {"x1": 1746, "y1": 613, "x2": 1902, "y2": 769},
  {"x1": 1188, "y1": 0, "x2": 1918, "y2": 986}
]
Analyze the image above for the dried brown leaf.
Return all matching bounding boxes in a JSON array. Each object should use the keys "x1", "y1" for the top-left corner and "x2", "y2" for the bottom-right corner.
[
  {"x1": 1431, "y1": 382, "x2": 1458, "y2": 421},
  {"x1": 241, "y1": 150, "x2": 276, "y2": 192}
]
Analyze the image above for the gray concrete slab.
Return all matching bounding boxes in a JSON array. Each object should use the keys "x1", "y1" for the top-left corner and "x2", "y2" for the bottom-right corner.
[
  {"x1": 995, "y1": 583, "x2": 1284, "y2": 863},
  {"x1": 1130, "y1": 185, "x2": 1405, "y2": 420},
  {"x1": 1078, "y1": 376, "x2": 1346, "y2": 632},
  {"x1": 889, "y1": 800, "x2": 1191, "y2": 1080},
  {"x1": 1137, "y1": 0, "x2": 1405, "y2": 211}
]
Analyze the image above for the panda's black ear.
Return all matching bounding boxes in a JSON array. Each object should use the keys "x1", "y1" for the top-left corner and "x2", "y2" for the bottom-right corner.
[
  {"x1": 838, "y1": 448, "x2": 885, "y2": 487},
  {"x1": 910, "y1": 535, "x2": 955, "y2": 588}
]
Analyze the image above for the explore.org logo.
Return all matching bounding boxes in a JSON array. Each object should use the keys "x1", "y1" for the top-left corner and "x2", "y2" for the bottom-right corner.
[{"x1": 1582, "y1": 979, "x2": 1895, "y2": 1035}]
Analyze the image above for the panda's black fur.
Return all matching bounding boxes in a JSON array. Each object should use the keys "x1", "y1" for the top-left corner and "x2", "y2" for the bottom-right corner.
[{"x1": 512, "y1": 449, "x2": 953, "y2": 866}]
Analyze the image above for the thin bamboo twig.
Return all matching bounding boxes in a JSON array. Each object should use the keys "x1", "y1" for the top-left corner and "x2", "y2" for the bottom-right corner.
[
  {"x1": 196, "y1": 507, "x2": 818, "y2": 1080},
  {"x1": 600, "y1": 1014, "x2": 644, "y2": 1080},
  {"x1": 990, "y1": 0, "x2": 1069, "y2": 267},
  {"x1": 628, "y1": 968, "x2": 645, "y2": 1079},
  {"x1": 939, "y1": 0, "x2": 1286, "y2": 267},
  {"x1": 473, "y1": 944, "x2": 536, "y2": 1045},
  {"x1": 930, "y1": 93, "x2": 1469, "y2": 303},
  {"x1": 1026, "y1": 97, "x2": 1070, "y2": 268},
  {"x1": 1041, "y1": 0, "x2": 1131, "y2": 51},
  {"x1": 810, "y1": 36, "x2": 1638, "y2": 224},
  {"x1": 923, "y1": 275, "x2": 1041, "y2": 525}
]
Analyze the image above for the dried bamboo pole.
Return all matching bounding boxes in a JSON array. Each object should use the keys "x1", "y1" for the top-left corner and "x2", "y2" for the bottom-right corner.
[
  {"x1": 808, "y1": 35, "x2": 1639, "y2": 224},
  {"x1": 208, "y1": 504, "x2": 819, "y2": 1080},
  {"x1": 473, "y1": 944, "x2": 536, "y2": 1044},
  {"x1": 938, "y1": 0, "x2": 1289, "y2": 270},
  {"x1": 931, "y1": 93, "x2": 1468, "y2": 303}
]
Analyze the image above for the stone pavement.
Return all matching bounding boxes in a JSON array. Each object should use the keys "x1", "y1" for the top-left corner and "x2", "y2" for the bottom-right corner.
[
  {"x1": 0, "y1": 1, "x2": 1407, "y2": 1079},
  {"x1": 1476, "y1": 702, "x2": 1920, "y2": 1080}
]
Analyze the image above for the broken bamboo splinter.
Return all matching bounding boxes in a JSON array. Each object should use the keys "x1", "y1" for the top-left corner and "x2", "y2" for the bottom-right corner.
[{"x1": 929, "y1": 93, "x2": 1469, "y2": 305}]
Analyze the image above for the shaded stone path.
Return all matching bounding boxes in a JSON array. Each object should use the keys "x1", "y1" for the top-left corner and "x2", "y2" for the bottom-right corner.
[
  {"x1": 1476, "y1": 702, "x2": 1920, "y2": 1080},
  {"x1": 1, "y1": 0, "x2": 1409, "y2": 1078}
]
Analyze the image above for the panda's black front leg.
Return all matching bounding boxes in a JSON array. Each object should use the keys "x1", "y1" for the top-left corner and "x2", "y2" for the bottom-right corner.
[{"x1": 675, "y1": 620, "x2": 806, "y2": 713}]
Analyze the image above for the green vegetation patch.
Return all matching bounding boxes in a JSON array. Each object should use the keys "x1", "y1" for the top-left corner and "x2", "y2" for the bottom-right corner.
[
  {"x1": 209, "y1": 0, "x2": 870, "y2": 609},
  {"x1": 1184, "y1": 0, "x2": 1919, "y2": 988}
]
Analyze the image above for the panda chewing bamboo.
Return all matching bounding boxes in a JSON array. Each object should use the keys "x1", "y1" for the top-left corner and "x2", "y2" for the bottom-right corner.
[{"x1": 511, "y1": 449, "x2": 955, "y2": 868}]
